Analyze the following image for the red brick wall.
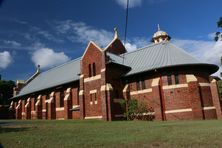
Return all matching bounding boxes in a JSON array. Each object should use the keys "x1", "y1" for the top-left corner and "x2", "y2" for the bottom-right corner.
[
  {"x1": 81, "y1": 42, "x2": 103, "y2": 118},
  {"x1": 125, "y1": 71, "x2": 218, "y2": 121}
]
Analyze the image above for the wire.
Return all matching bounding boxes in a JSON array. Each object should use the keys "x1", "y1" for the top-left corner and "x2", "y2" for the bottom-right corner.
[
  {"x1": 123, "y1": 0, "x2": 129, "y2": 64},
  {"x1": 124, "y1": 0, "x2": 129, "y2": 45}
]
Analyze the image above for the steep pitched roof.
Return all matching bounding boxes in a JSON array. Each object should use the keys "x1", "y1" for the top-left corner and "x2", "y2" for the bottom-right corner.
[
  {"x1": 13, "y1": 41, "x2": 218, "y2": 99},
  {"x1": 14, "y1": 58, "x2": 80, "y2": 98}
]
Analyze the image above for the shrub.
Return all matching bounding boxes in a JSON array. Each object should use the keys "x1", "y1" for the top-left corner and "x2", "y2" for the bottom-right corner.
[{"x1": 120, "y1": 99, "x2": 155, "y2": 121}]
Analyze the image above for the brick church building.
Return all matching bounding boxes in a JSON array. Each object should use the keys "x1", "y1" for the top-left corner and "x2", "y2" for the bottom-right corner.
[{"x1": 10, "y1": 26, "x2": 222, "y2": 121}]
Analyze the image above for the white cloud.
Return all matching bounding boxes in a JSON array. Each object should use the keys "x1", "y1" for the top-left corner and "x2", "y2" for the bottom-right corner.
[
  {"x1": 0, "y1": 51, "x2": 12, "y2": 69},
  {"x1": 55, "y1": 20, "x2": 149, "y2": 51},
  {"x1": 208, "y1": 32, "x2": 216, "y2": 40},
  {"x1": 125, "y1": 42, "x2": 138, "y2": 51},
  {"x1": 3, "y1": 40, "x2": 21, "y2": 47},
  {"x1": 31, "y1": 48, "x2": 70, "y2": 69},
  {"x1": 115, "y1": 0, "x2": 142, "y2": 9},
  {"x1": 173, "y1": 39, "x2": 222, "y2": 77},
  {"x1": 55, "y1": 20, "x2": 113, "y2": 47},
  {"x1": 124, "y1": 37, "x2": 149, "y2": 52},
  {"x1": 30, "y1": 26, "x2": 64, "y2": 43}
]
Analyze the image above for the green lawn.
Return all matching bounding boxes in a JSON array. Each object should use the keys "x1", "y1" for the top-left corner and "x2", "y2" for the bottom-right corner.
[{"x1": 1, "y1": 120, "x2": 222, "y2": 148}]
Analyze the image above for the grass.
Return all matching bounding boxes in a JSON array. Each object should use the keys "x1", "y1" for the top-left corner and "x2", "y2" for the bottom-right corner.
[{"x1": 1, "y1": 120, "x2": 222, "y2": 148}]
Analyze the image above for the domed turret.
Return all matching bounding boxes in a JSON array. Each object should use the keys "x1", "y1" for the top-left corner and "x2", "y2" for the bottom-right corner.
[{"x1": 151, "y1": 24, "x2": 171, "y2": 43}]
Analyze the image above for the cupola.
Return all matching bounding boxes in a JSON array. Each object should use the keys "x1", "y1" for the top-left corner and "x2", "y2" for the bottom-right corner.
[{"x1": 151, "y1": 24, "x2": 171, "y2": 43}]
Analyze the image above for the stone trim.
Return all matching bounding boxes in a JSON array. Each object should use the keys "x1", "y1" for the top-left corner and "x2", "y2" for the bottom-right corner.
[
  {"x1": 90, "y1": 101, "x2": 93, "y2": 105},
  {"x1": 45, "y1": 92, "x2": 55, "y2": 103},
  {"x1": 79, "y1": 90, "x2": 84, "y2": 96},
  {"x1": 25, "y1": 98, "x2": 31, "y2": 108},
  {"x1": 211, "y1": 79, "x2": 216, "y2": 83},
  {"x1": 203, "y1": 106, "x2": 216, "y2": 110},
  {"x1": 22, "y1": 112, "x2": 25, "y2": 115},
  {"x1": 199, "y1": 83, "x2": 211, "y2": 87},
  {"x1": 165, "y1": 108, "x2": 192, "y2": 114},
  {"x1": 72, "y1": 105, "x2": 80, "y2": 109},
  {"x1": 64, "y1": 94, "x2": 70, "y2": 100},
  {"x1": 16, "y1": 100, "x2": 21, "y2": 109},
  {"x1": 130, "y1": 88, "x2": 152, "y2": 95},
  {"x1": 100, "y1": 83, "x2": 113, "y2": 91},
  {"x1": 81, "y1": 41, "x2": 103, "y2": 60},
  {"x1": 90, "y1": 89, "x2": 97, "y2": 94},
  {"x1": 57, "y1": 118, "x2": 65, "y2": 120},
  {"x1": 84, "y1": 74, "x2": 101, "y2": 83},
  {"x1": 94, "y1": 101, "x2": 98, "y2": 104},
  {"x1": 162, "y1": 84, "x2": 188, "y2": 90},
  {"x1": 123, "y1": 84, "x2": 129, "y2": 92},
  {"x1": 56, "y1": 107, "x2": 64, "y2": 111},
  {"x1": 80, "y1": 74, "x2": 84, "y2": 78},
  {"x1": 186, "y1": 74, "x2": 197, "y2": 82},
  {"x1": 9, "y1": 101, "x2": 13, "y2": 109},
  {"x1": 85, "y1": 116, "x2": 103, "y2": 119},
  {"x1": 66, "y1": 87, "x2": 71, "y2": 94},
  {"x1": 42, "y1": 109, "x2": 46, "y2": 112},
  {"x1": 35, "y1": 95, "x2": 42, "y2": 106},
  {"x1": 101, "y1": 68, "x2": 106, "y2": 72},
  {"x1": 31, "y1": 111, "x2": 36, "y2": 114},
  {"x1": 64, "y1": 87, "x2": 71, "y2": 101},
  {"x1": 151, "y1": 78, "x2": 160, "y2": 87}
]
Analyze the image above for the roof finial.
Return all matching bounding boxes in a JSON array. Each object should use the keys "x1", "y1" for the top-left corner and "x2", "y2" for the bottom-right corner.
[
  {"x1": 37, "y1": 64, "x2": 40, "y2": 73},
  {"x1": 157, "y1": 24, "x2": 160, "y2": 31},
  {"x1": 114, "y1": 27, "x2": 119, "y2": 39}
]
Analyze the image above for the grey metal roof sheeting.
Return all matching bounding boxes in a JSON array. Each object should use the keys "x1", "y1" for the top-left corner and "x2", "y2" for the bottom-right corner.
[
  {"x1": 14, "y1": 41, "x2": 218, "y2": 99},
  {"x1": 123, "y1": 41, "x2": 204, "y2": 76},
  {"x1": 15, "y1": 58, "x2": 81, "y2": 98},
  {"x1": 106, "y1": 52, "x2": 130, "y2": 67}
]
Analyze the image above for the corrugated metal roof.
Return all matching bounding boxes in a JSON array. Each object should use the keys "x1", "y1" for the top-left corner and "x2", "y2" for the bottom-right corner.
[
  {"x1": 15, "y1": 58, "x2": 81, "y2": 98},
  {"x1": 106, "y1": 52, "x2": 130, "y2": 67},
  {"x1": 123, "y1": 41, "x2": 204, "y2": 76},
  {"x1": 14, "y1": 41, "x2": 218, "y2": 98}
]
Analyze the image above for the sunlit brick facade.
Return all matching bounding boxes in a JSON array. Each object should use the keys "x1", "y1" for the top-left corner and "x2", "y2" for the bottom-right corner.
[{"x1": 10, "y1": 28, "x2": 222, "y2": 121}]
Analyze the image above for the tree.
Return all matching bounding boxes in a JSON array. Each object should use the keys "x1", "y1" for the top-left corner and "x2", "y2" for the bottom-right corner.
[
  {"x1": 215, "y1": 17, "x2": 222, "y2": 41},
  {"x1": 0, "y1": 80, "x2": 15, "y2": 106},
  {"x1": 215, "y1": 17, "x2": 222, "y2": 77}
]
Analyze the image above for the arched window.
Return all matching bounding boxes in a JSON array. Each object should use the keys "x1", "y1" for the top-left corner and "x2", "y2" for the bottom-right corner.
[
  {"x1": 175, "y1": 73, "x2": 179, "y2": 84},
  {"x1": 93, "y1": 63, "x2": 96, "y2": 76},
  {"x1": 88, "y1": 64, "x2": 92, "y2": 77},
  {"x1": 60, "y1": 91, "x2": 64, "y2": 107},
  {"x1": 167, "y1": 74, "x2": 172, "y2": 85}
]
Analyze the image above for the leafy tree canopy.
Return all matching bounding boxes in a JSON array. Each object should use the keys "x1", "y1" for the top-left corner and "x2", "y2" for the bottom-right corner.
[
  {"x1": 217, "y1": 17, "x2": 222, "y2": 28},
  {"x1": 0, "y1": 80, "x2": 15, "y2": 105},
  {"x1": 215, "y1": 17, "x2": 222, "y2": 41}
]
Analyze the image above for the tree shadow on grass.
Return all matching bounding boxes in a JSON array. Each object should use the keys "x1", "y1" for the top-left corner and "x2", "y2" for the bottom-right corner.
[
  {"x1": 0, "y1": 126, "x2": 30, "y2": 134},
  {"x1": 0, "y1": 143, "x2": 3, "y2": 148}
]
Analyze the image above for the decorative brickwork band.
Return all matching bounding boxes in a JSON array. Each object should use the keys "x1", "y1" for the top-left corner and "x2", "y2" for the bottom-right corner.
[
  {"x1": 47, "y1": 92, "x2": 56, "y2": 120},
  {"x1": 25, "y1": 98, "x2": 31, "y2": 119},
  {"x1": 64, "y1": 87, "x2": 72, "y2": 119},
  {"x1": 35, "y1": 95, "x2": 42, "y2": 119},
  {"x1": 15, "y1": 100, "x2": 22, "y2": 119}
]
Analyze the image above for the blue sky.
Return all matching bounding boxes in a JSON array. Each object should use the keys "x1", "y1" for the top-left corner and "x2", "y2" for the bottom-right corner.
[{"x1": 0, "y1": 0, "x2": 221, "y2": 81}]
